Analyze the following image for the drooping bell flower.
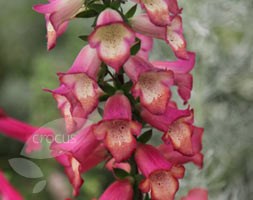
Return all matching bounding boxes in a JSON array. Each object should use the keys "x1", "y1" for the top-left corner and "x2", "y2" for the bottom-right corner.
[
  {"x1": 135, "y1": 144, "x2": 184, "y2": 200},
  {"x1": 0, "y1": 108, "x2": 53, "y2": 153},
  {"x1": 162, "y1": 108, "x2": 204, "y2": 156},
  {"x1": 88, "y1": 8, "x2": 135, "y2": 72},
  {"x1": 45, "y1": 14, "x2": 68, "y2": 50},
  {"x1": 0, "y1": 170, "x2": 23, "y2": 200},
  {"x1": 152, "y1": 52, "x2": 195, "y2": 104},
  {"x1": 33, "y1": 0, "x2": 84, "y2": 50},
  {"x1": 98, "y1": 180, "x2": 133, "y2": 200},
  {"x1": 181, "y1": 188, "x2": 208, "y2": 200},
  {"x1": 93, "y1": 93, "x2": 142, "y2": 162},
  {"x1": 130, "y1": 14, "x2": 188, "y2": 59},
  {"x1": 141, "y1": 102, "x2": 191, "y2": 132},
  {"x1": 134, "y1": 0, "x2": 181, "y2": 26},
  {"x1": 124, "y1": 56, "x2": 174, "y2": 114},
  {"x1": 51, "y1": 125, "x2": 108, "y2": 196},
  {"x1": 158, "y1": 143, "x2": 204, "y2": 168},
  {"x1": 46, "y1": 45, "x2": 102, "y2": 134}
]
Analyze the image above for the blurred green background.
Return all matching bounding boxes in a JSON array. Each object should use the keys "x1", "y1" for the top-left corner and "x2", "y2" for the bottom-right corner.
[{"x1": 0, "y1": 0, "x2": 252, "y2": 199}]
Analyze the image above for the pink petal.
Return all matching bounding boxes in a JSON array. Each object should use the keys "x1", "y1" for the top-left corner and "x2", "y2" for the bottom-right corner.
[
  {"x1": 0, "y1": 170, "x2": 23, "y2": 200},
  {"x1": 130, "y1": 14, "x2": 166, "y2": 39},
  {"x1": 46, "y1": 14, "x2": 69, "y2": 50},
  {"x1": 158, "y1": 143, "x2": 204, "y2": 168},
  {"x1": 34, "y1": 0, "x2": 84, "y2": 30},
  {"x1": 105, "y1": 158, "x2": 131, "y2": 173},
  {"x1": 166, "y1": 16, "x2": 188, "y2": 59},
  {"x1": 124, "y1": 56, "x2": 153, "y2": 82},
  {"x1": 139, "y1": 0, "x2": 171, "y2": 26},
  {"x1": 96, "y1": 8, "x2": 123, "y2": 26},
  {"x1": 67, "y1": 45, "x2": 101, "y2": 79},
  {"x1": 48, "y1": 72, "x2": 101, "y2": 134},
  {"x1": 181, "y1": 188, "x2": 208, "y2": 200},
  {"x1": 192, "y1": 127, "x2": 204, "y2": 154},
  {"x1": 174, "y1": 73, "x2": 193, "y2": 104},
  {"x1": 149, "y1": 170, "x2": 179, "y2": 200},
  {"x1": 0, "y1": 109, "x2": 53, "y2": 153},
  {"x1": 99, "y1": 180, "x2": 133, "y2": 200},
  {"x1": 94, "y1": 120, "x2": 139, "y2": 162},
  {"x1": 133, "y1": 70, "x2": 174, "y2": 114},
  {"x1": 163, "y1": 122, "x2": 194, "y2": 156},
  {"x1": 103, "y1": 94, "x2": 132, "y2": 121},
  {"x1": 51, "y1": 126, "x2": 108, "y2": 196},
  {"x1": 168, "y1": 0, "x2": 182, "y2": 15},
  {"x1": 141, "y1": 104, "x2": 191, "y2": 132},
  {"x1": 135, "y1": 144, "x2": 172, "y2": 177},
  {"x1": 151, "y1": 52, "x2": 196, "y2": 74},
  {"x1": 89, "y1": 22, "x2": 135, "y2": 72},
  {"x1": 136, "y1": 33, "x2": 153, "y2": 59}
]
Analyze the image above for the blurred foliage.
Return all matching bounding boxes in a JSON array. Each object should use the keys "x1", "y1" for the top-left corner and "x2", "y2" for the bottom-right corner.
[{"x1": 0, "y1": 0, "x2": 252, "y2": 200}]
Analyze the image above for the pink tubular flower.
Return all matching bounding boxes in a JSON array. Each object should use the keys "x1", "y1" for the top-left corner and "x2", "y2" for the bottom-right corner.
[
  {"x1": 181, "y1": 188, "x2": 208, "y2": 200},
  {"x1": 152, "y1": 52, "x2": 196, "y2": 103},
  {"x1": 162, "y1": 109, "x2": 204, "y2": 156},
  {"x1": 141, "y1": 103, "x2": 191, "y2": 132},
  {"x1": 33, "y1": 0, "x2": 84, "y2": 50},
  {"x1": 47, "y1": 45, "x2": 102, "y2": 134},
  {"x1": 124, "y1": 56, "x2": 174, "y2": 114},
  {"x1": 93, "y1": 93, "x2": 142, "y2": 162},
  {"x1": 51, "y1": 126, "x2": 108, "y2": 196},
  {"x1": 0, "y1": 170, "x2": 23, "y2": 200},
  {"x1": 0, "y1": 109, "x2": 53, "y2": 153},
  {"x1": 88, "y1": 8, "x2": 135, "y2": 72},
  {"x1": 135, "y1": 0, "x2": 181, "y2": 26},
  {"x1": 158, "y1": 143, "x2": 204, "y2": 168},
  {"x1": 98, "y1": 180, "x2": 133, "y2": 200},
  {"x1": 130, "y1": 14, "x2": 188, "y2": 59},
  {"x1": 135, "y1": 144, "x2": 184, "y2": 200},
  {"x1": 45, "y1": 14, "x2": 68, "y2": 50}
]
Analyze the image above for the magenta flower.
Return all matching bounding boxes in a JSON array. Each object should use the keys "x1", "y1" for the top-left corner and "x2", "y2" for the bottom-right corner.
[
  {"x1": 93, "y1": 93, "x2": 142, "y2": 162},
  {"x1": 51, "y1": 125, "x2": 108, "y2": 196},
  {"x1": 0, "y1": 170, "x2": 23, "y2": 200},
  {"x1": 158, "y1": 143, "x2": 204, "y2": 168},
  {"x1": 33, "y1": 0, "x2": 84, "y2": 50},
  {"x1": 181, "y1": 188, "x2": 208, "y2": 200},
  {"x1": 135, "y1": 144, "x2": 184, "y2": 200},
  {"x1": 131, "y1": 14, "x2": 188, "y2": 59},
  {"x1": 88, "y1": 8, "x2": 135, "y2": 72},
  {"x1": 46, "y1": 45, "x2": 102, "y2": 134},
  {"x1": 98, "y1": 180, "x2": 133, "y2": 200},
  {"x1": 0, "y1": 108, "x2": 53, "y2": 153},
  {"x1": 134, "y1": 0, "x2": 181, "y2": 26},
  {"x1": 124, "y1": 56, "x2": 174, "y2": 114},
  {"x1": 141, "y1": 102, "x2": 191, "y2": 132},
  {"x1": 152, "y1": 52, "x2": 196, "y2": 103},
  {"x1": 162, "y1": 109, "x2": 204, "y2": 156}
]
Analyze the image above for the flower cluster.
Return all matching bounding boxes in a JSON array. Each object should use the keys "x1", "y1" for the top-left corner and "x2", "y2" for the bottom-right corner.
[{"x1": 0, "y1": 0, "x2": 208, "y2": 199}]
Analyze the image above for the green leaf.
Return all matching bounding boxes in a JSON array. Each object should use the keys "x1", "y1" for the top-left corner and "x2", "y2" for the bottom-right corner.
[
  {"x1": 78, "y1": 35, "x2": 89, "y2": 41},
  {"x1": 99, "y1": 94, "x2": 110, "y2": 102},
  {"x1": 110, "y1": 1, "x2": 121, "y2": 9},
  {"x1": 89, "y1": 3, "x2": 106, "y2": 13},
  {"x1": 130, "y1": 38, "x2": 141, "y2": 55},
  {"x1": 122, "y1": 80, "x2": 133, "y2": 92},
  {"x1": 75, "y1": 9, "x2": 98, "y2": 18},
  {"x1": 113, "y1": 168, "x2": 130, "y2": 179},
  {"x1": 100, "y1": 83, "x2": 116, "y2": 95},
  {"x1": 137, "y1": 129, "x2": 153, "y2": 144},
  {"x1": 125, "y1": 4, "x2": 137, "y2": 19},
  {"x1": 144, "y1": 194, "x2": 150, "y2": 200}
]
